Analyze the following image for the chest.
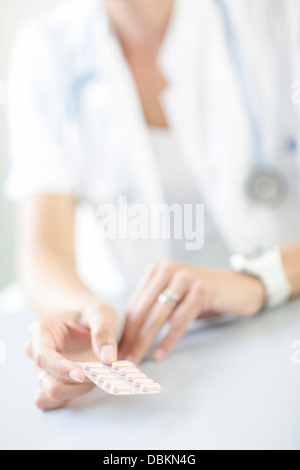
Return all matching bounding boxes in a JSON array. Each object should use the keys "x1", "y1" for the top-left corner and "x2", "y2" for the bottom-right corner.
[{"x1": 125, "y1": 54, "x2": 169, "y2": 128}]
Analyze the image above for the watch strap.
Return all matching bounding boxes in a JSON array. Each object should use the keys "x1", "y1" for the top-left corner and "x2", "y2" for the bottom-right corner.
[{"x1": 230, "y1": 247, "x2": 292, "y2": 309}]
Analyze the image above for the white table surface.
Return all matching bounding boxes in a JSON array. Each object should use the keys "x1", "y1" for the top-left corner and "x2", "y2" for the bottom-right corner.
[{"x1": 0, "y1": 283, "x2": 300, "y2": 450}]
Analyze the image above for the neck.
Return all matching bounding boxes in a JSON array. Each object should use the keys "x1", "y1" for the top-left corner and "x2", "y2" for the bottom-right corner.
[{"x1": 104, "y1": 0, "x2": 174, "y2": 51}]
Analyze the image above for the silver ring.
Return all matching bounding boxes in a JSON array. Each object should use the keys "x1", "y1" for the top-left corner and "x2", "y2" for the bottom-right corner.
[
  {"x1": 38, "y1": 370, "x2": 48, "y2": 388},
  {"x1": 158, "y1": 289, "x2": 180, "y2": 309}
]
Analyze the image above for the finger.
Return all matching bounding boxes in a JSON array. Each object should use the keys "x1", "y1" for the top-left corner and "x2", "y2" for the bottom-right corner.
[
  {"x1": 24, "y1": 340, "x2": 33, "y2": 358},
  {"x1": 123, "y1": 271, "x2": 189, "y2": 364},
  {"x1": 34, "y1": 364, "x2": 91, "y2": 386},
  {"x1": 34, "y1": 387, "x2": 69, "y2": 411},
  {"x1": 126, "y1": 262, "x2": 158, "y2": 311},
  {"x1": 119, "y1": 263, "x2": 175, "y2": 357},
  {"x1": 40, "y1": 375, "x2": 95, "y2": 404},
  {"x1": 198, "y1": 312, "x2": 221, "y2": 319},
  {"x1": 83, "y1": 304, "x2": 119, "y2": 365},
  {"x1": 153, "y1": 281, "x2": 207, "y2": 361},
  {"x1": 29, "y1": 321, "x2": 86, "y2": 383}
]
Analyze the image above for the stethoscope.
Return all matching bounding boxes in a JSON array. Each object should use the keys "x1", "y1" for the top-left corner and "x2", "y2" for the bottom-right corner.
[{"x1": 216, "y1": 0, "x2": 288, "y2": 205}]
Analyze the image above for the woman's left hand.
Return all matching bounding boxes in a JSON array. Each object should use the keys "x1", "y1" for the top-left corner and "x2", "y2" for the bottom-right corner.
[{"x1": 119, "y1": 261, "x2": 266, "y2": 364}]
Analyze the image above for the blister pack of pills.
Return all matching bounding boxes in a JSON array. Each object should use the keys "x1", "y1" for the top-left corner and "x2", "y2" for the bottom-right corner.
[{"x1": 77, "y1": 361, "x2": 165, "y2": 396}]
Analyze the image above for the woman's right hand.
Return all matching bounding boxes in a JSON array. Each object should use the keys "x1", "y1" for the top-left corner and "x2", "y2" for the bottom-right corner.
[{"x1": 25, "y1": 302, "x2": 120, "y2": 411}]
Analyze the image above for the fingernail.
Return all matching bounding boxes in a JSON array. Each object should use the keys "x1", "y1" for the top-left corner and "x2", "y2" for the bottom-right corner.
[
  {"x1": 153, "y1": 348, "x2": 165, "y2": 361},
  {"x1": 69, "y1": 370, "x2": 83, "y2": 383},
  {"x1": 100, "y1": 345, "x2": 116, "y2": 364}
]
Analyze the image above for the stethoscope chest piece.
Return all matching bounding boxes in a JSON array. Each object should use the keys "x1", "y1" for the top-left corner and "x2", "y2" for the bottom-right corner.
[{"x1": 245, "y1": 168, "x2": 287, "y2": 206}]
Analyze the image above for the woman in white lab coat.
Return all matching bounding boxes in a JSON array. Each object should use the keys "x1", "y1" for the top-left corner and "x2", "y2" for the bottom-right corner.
[{"x1": 6, "y1": 0, "x2": 300, "y2": 409}]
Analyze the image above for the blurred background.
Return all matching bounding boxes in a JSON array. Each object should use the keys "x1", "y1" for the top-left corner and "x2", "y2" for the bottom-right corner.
[{"x1": 0, "y1": 0, "x2": 62, "y2": 290}]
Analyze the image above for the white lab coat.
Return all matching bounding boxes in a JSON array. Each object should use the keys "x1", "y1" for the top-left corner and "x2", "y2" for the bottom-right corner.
[{"x1": 5, "y1": 0, "x2": 300, "y2": 300}]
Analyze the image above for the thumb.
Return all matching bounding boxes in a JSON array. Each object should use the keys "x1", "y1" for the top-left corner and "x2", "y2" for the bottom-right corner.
[{"x1": 82, "y1": 303, "x2": 120, "y2": 365}]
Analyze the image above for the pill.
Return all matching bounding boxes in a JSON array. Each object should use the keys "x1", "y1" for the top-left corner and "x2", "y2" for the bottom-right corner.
[
  {"x1": 104, "y1": 379, "x2": 124, "y2": 387},
  {"x1": 112, "y1": 361, "x2": 133, "y2": 370},
  {"x1": 133, "y1": 378, "x2": 154, "y2": 387},
  {"x1": 89, "y1": 368, "x2": 110, "y2": 377},
  {"x1": 97, "y1": 374, "x2": 117, "y2": 382},
  {"x1": 96, "y1": 371, "x2": 115, "y2": 377},
  {"x1": 126, "y1": 373, "x2": 147, "y2": 381},
  {"x1": 84, "y1": 363, "x2": 106, "y2": 371},
  {"x1": 119, "y1": 368, "x2": 140, "y2": 376},
  {"x1": 110, "y1": 384, "x2": 132, "y2": 394},
  {"x1": 141, "y1": 383, "x2": 161, "y2": 392}
]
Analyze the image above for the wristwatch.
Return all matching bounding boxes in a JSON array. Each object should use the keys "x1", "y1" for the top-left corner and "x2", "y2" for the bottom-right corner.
[{"x1": 230, "y1": 244, "x2": 292, "y2": 309}]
